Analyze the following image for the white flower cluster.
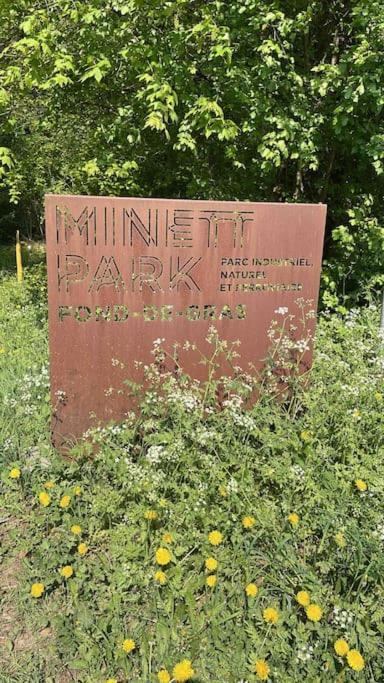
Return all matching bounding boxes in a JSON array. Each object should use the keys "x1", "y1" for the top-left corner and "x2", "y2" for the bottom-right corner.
[
  {"x1": 373, "y1": 521, "x2": 384, "y2": 542},
  {"x1": 228, "y1": 477, "x2": 239, "y2": 494},
  {"x1": 340, "y1": 384, "x2": 360, "y2": 397},
  {"x1": 115, "y1": 455, "x2": 166, "y2": 497},
  {"x1": 222, "y1": 395, "x2": 256, "y2": 430},
  {"x1": 296, "y1": 643, "x2": 315, "y2": 662},
  {"x1": 145, "y1": 439, "x2": 182, "y2": 466},
  {"x1": 194, "y1": 427, "x2": 219, "y2": 446},
  {"x1": 166, "y1": 438, "x2": 185, "y2": 464},
  {"x1": 4, "y1": 365, "x2": 49, "y2": 420},
  {"x1": 4, "y1": 365, "x2": 50, "y2": 410},
  {"x1": 111, "y1": 357, "x2": 125, "y2": 367},
  {"x1": 150, "y1": 338, "x2": 167, "y2": 363},
  {"x1": 83, "y1": 422, "x2": 125, "y2": 440},
  {"x1": 291, "y1": 464, "x2": 305, "y2": 480},
  {"x1": 206, "y1": 325, "x2": 219, "y2": 344},
  {"x1": 145, "y1": 444, "x2": 166, "y2": 465},
  {"x1": 142, "y1": 418, "x2": 157, "y2": 432},
  {"x1": 2, "y1": 437, "x2": 14, "y2": 452},
  {"x1": 153, "y1": 338, "x2": 165, "y2": 347},
  {"x1": 232, "y1": 412, "x2": 256, "y2": 430},
  {"x1": 332, "y1": 607, "x2": 354, "y2": 628},
  {"x1": 345, "y1": 308, "x2": 360, "y2": 328},
  {"x1": 55, "y1": 389, "x2": 67, "y2": 402},
  {"x1": 295, "y1": 338, "x2": 311, "y2": 353},
  {"x1": 193, "y1": 481, "x2": 209, "y2": 512},
  {"x1": 4, "y1": 396, "x2": 17, "y2": 408},
  {"x1": 167, "y1": 389, "x2": 201, "y2": 412},
  {"x1": 143, "y1": 391, "x2": 165, "y2": 408},
  {"x1": 24, "y1": 364, "x2": 50, "y2": 390},
  {"x1": 222, "y1": 394, "x2": 243, "y2": 410}
]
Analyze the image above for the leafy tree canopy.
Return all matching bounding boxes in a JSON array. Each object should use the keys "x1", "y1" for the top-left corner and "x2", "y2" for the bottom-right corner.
[{"x1": 0, "y1": 0, "x2": 383, "y2": 307}]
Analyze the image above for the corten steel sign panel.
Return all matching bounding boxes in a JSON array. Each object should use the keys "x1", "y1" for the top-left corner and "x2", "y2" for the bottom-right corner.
[{"x1": 45, "y1": 195, "x2": 326, "y2": 446}]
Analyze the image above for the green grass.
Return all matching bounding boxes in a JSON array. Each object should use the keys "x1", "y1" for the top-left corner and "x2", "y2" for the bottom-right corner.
[
  {"x1": 0, "y1": 241, "x2": 46, "y2": 273},
  {"x1": 0, "y1": 264, "x2": 383, "y2": 682}
]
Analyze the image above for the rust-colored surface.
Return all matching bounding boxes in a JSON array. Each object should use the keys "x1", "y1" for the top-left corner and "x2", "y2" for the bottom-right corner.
[{"x1": 45, "y1": 195, "x2": 326, "y2": 446}]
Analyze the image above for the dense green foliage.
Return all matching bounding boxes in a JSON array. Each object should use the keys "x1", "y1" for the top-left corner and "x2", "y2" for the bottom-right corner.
[
  {"x1": 1, "y1": 267, "x2": 383, "y2": 681},
  {"x1": 0, "y1": 1, "x2": 383, "y2": 306}
]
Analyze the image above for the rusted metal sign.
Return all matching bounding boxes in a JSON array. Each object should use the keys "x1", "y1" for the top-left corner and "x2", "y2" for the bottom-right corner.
[{"x1": 45, "y1": 195, "x2": 326, "y2": 447}]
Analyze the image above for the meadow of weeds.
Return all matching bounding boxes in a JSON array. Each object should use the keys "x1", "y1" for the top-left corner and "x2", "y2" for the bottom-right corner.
[{"x1": 0, "y1": 261, "x2": 383, "y2": 682}]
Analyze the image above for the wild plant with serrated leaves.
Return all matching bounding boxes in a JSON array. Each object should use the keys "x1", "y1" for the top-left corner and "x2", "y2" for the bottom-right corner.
[{"x1": 1, "y1": 275, "x2": 383, "y2": 681}]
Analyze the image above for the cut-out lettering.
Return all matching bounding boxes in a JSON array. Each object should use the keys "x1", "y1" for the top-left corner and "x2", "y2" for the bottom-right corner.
[
  {"x1": 88, "y1": 256, "x2": 125, "y2": 292},
  {"x1": 56, "y1": 205, "x2": 97, "y2": 245},
  {"x1": 132, "y1": 256, "x2": 163, "y2": 292},
  {"x1": 166, "y1": 208, "x2": 194, "y2": 247},
  {"x1": 127, "y1": 208, "x2": 158, "y2": 247},
  {"x1": 199, "y1": 210, "x2": 253, "y2": 248},
  {"x1": 57, "y1": 254, "x2": 89, "y2": 293},
  {"x1": 169, "y1": 256, "x2": 202, "y2": 291}
]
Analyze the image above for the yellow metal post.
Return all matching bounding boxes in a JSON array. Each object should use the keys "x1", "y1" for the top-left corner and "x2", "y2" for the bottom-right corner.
[{"x1": 16, "y1": 230, "x2": 23, "y2": 283}]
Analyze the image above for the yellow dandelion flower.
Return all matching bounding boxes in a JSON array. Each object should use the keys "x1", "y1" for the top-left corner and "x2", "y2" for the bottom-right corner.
[
  {"x1": 78, "y1": 543, "x2": 88, "y2": 556},
  {"x1": 38, "y1": 491, "x2": 51, "y2": 507},
  {"x1": 206, "y1": 575, "x2": 217, "y2": 588},
  {"x1": 30, "y1": 582, "x2": 44, "y2": 598},
  {"x1": 263, "y1": 607, "x2": 279, "y2": 624},
  {"x1": 71, "y1": 524, "x2": 82, "y2": 535},
  {"x1": 246, "y1": 583, "x2": 258, "y2": 597},
  {"x1": 162, "y1": 532, "x2": 173, "y2": 544},
  {"x1": 172, "y1": 659, "x2": 194, "y2": 682},
  {"x1": 60, "y1": 565, "x2": 73, "y2": 579},
  {"x1": 122, "y1": 638, "x2": 135, "y2": 653},
  {"x1": 334, "y1": 639, "x2": 349, "y2": 657},
  {"x1": 300, "y1": 430, "x2": 311, "y2": 442},
  {"x1": 44, "y1": 481, "x2": 55, "y2": 489},
  {"x1": 157, "y1": 670, "x2": 171, "y2": 683},
  {"x1": 255, "y1": 659, "x2": 270, "y2": 680},
  {"x1": 144, "y1": 509, "x2": 158, "y2": 520},
  {"x1": 374, "y1": 392, "x2": 382, "y2": 402},
  {"x1": 154, "y1": 570, "x2": 167, "y2": 585},
  {"x1": 242, "y1": 516, "x2": 255, "y2": 529},
  {"x1": 155, "y1": 547, "x2": 171, "y2": 566},
  {"x1": 346, "y1": 649, "x2": 365, "y2": 671},
  {"x1": 208, "y1": 530, "x2": 223, "y2": 546},
  {"x1": 205, "y1": 557, "x2": 218, "y2": 572},
  {"x1": 9, "y1": 467, "x2": 21, "y2": 479},
  {"x1": 335, "y1": 531, "x2": 346, "y2": 548},
  {"x1": 219, "y1": 484, "x2": 228, "y2": 497},
  {"x1": 106, "y1": 679, "x2": 118, "y2": 683},
  {"x1": 59, "y1": 495, "x2": 71, "y2": 509},
  {"x1": 288, "y1": 513, "x2": 299, "y2": 526},
  {"x1": 159, "y1": 498, "x2": 167, "y2": 508},
  {"x1": 296, "y1": 590, "x2": 310, "y2": 607},
  {"x1": 74, "y1": 486, "x2": 81, "y2": 495},
  {"x1": 355, "y1": 479, "x2": 367, "y2": 492},
  {"x1": 306, "y1": 603, "x2": 323, "y2": 622}
]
